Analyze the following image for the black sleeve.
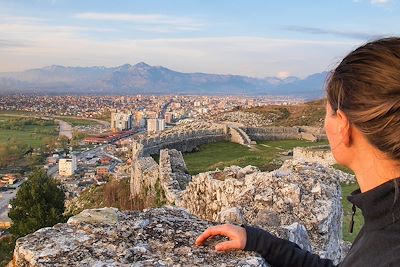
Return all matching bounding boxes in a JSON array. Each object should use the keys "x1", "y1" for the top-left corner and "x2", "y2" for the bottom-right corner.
[{"x1": 244, "y1": 225, "x2": 337, "y2": 267}]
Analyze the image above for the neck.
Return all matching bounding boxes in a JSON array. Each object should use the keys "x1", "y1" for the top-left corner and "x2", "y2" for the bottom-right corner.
[{"x1": 350, "y1": 150, "x2": 400, "y2": 193}]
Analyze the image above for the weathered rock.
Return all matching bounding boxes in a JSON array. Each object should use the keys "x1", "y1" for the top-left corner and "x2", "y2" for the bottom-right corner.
[
  {"x1": 13, "y1": 207, "x2": 269, "y2": 267},
  {"x1": 180, "y1": 160, "x2": 344, "y2": 264},
  {"x1": 293, "y1": 146, "x2": 336, "y2": 166}
]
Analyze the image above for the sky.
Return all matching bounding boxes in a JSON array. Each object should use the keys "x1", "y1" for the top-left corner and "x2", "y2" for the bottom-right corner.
[{"x1": 0, "y1": 0, "x2": 399, "y2": 78}]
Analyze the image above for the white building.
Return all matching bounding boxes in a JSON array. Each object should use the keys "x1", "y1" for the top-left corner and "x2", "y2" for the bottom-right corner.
[
  {"x1": 59, "y1": 155, "x2": 77, "y2": 176},
  {"x1": 147, "y1": 118, "x2": 165, "y2": 133},
  {"x1": 111, "y1": 111, "x2": 133, "y2": 132}
]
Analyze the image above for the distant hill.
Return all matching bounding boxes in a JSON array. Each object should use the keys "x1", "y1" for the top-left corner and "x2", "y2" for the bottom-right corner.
[{"x1": 0, "y1": 62, "x2": 328, "y2": 98}]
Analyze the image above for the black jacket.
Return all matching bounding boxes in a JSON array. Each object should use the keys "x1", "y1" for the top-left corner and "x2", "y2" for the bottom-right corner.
[{"x1": 244, "y1": 179, "x2": 400, "y2": 267}]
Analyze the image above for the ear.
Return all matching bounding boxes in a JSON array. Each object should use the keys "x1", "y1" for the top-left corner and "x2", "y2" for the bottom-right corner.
[{"x1": 336, "y1": 110, "x2": 351, "y2": 146}]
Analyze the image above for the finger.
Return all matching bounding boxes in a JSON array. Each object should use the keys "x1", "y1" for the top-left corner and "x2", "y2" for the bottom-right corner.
[
  {"x1": 215, "y1": 240, "x2": 239, "y2": 252},
  {"x1": 195, "y1": 225, "x2": 228, "y2": 246}
]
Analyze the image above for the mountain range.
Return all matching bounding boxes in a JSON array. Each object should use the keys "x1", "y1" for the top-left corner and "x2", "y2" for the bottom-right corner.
[{"x1": 0, "y1": 62, "x2": 328, "y2": 99}]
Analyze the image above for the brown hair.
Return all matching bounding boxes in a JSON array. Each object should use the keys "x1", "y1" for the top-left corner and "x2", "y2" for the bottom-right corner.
[{"x1": 326, "y1": 37, "x2": 400, "y2": 162}]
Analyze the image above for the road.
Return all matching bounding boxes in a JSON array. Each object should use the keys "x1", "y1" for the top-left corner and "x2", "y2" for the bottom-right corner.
[
  {"x1": 0, "y1": 179, "x2": 24, "y2": 224},
  {"x1": 56, "y1": 119, "x2": 73, "y2": 139}
]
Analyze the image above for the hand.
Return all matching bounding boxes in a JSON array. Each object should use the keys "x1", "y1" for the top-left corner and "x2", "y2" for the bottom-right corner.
[{"x1": 195, "y1": 224, "x2": 247, "y2": 252}]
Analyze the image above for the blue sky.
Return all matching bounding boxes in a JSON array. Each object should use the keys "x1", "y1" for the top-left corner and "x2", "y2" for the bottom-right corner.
[{"x1": 0, "y1": 0, "x2": 399, "y2": 78}]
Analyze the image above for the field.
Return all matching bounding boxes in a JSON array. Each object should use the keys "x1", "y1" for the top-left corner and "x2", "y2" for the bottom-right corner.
[
  {"x1": 183, "y1": 139, "x2": 328, "y2": 175},
  {"x1": 0, "y1": 116, "x2": 57, "y2": 148}
]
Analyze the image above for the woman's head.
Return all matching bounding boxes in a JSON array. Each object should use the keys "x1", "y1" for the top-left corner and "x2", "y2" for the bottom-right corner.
[{"x1": 325, "y1": 37, "x2": 400, "y2": 163}]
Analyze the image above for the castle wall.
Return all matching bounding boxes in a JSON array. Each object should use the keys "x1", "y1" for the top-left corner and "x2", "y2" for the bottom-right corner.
[
  {"x1": 229, "y1": 126, "x2": 252, "y2": 146},
  {"x1": 243, "y1": 126, "x2": 302, "y2": 141},
  {"x1": 293, "y1": 146, "x2": 336, "y2": 166},
  {"x1": 159, "y1": 149, "x2": 191, "y2": 204},
  {"x1": 139, "y1": 127, "x2": 229, "y2": 156}
]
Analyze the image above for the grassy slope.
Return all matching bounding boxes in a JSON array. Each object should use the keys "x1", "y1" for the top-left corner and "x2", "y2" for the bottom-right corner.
[{"x1": 242, "y1": 99, "x2": 326, "y2": 127}]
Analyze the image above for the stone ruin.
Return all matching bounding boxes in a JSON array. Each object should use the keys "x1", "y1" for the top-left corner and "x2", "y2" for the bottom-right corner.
[
  {"x1": 11, "y1": 128, "x2": 357, "y2": 266},
  {"x1": 13, "y1": 207, "x2": 267, "y2": 266},
  {"x1": 12, "y1": 153, "x2": 355, "y2": 266},
  {"x1": 133, "y1": 121, "x2": 327, "y2": 156}
]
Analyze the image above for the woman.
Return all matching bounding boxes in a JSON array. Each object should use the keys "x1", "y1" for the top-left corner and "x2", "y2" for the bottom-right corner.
[{"x1": 195, "y1": 37, "x2": 400, "y2": 266}]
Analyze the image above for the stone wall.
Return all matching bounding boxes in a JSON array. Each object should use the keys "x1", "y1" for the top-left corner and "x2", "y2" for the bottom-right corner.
[
  {"x1": 12, "y1": 207, "x2": 269, "y2": 266},
  {"x1": 179, "y1": 160, "x2": 345, "y2": 263},
  {"x1": 159, "y1": 149, "x2": 191, "y2": 204},
  {"x1": 133, "y1": 121, "x2": 328, "y2": 157},
  {"x1": 130, "y1": 156, "x2": 160, "y2": 198},
  {"x1": 293, "y1": 146, "x2": 336, "y2": 166},
  {"x1": 243, "y1": 126, "x2": 327, "y2": 142},
  {"x1": 228, "y1": 126, "x2": 252, "y2": 146},
  {"x1": 243, "y1": 126, "x2": 301, "y2": 141},
  {"x1": 130, "y1": 148, "x2": 191, "y2": 205},
  {"x1": 137, "y1": 124, "x2": 229, "y2": 155}
]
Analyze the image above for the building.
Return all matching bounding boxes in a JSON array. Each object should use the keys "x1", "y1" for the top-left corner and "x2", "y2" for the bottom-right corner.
[
  {"x1": 135, "y1": 111, "x2": 146, "y2": 127},
  {"x1": 164, "y1": 112, "x2": 173, "y2": 124},
  {"x1": 111, "y1": 111, "x2": 133, "y2": 132},
  {"x1": 96, "y1": 165, "x2": 110, "y2": 176},
  {"x1": 147, "y1": 118, "x2": 165, "y2": 133},
  {"x1": 59, "y1": 155, "x2": 77, "y2": 176},
  {"x1": 1, "y1": 174, "x2": 18, "y2": 185},
  {"x1": 146, "y1": 111, "x2": 158, "y2": 119}
]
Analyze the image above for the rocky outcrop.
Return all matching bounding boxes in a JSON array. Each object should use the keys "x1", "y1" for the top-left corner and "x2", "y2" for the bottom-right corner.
[
  {"x1": 12, "y1": 207, "x2": 268, "y2": 267},
  {"x1": 292, "y1": 146, "x2": 355, "y2": 184},
  {"x1": 293, "y1": 146, "x2": 336, "y2": 166},
  {"x1": 179, "y1": 160, "x2": 344, "y2": 263},
  {"x1": 216, "y1": 111, "x2": 277, "y2": 127}
]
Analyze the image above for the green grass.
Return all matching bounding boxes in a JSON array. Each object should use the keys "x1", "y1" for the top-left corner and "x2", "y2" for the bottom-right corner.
[
  {"x1": 55, "y1": 117, "x2": 100, "y2": 126},
  {"x1": 333, "y1": 164, "x2": 362, "y2": 242},
  {"x1": 0, "y1": 126, "x2": 57, "y2": 147},
  {"x1": 0, "y1": 129, "x2": 54, "y2": 148},
  {"x1": 0, "y1": 110, "x2": 38, "y2": 116},
  {"x1": 183, "y1": 139, "x2": 328, "y2": 175},
  {"x1": 341, "y1": 182, "x2": 363, "y2": 242}
]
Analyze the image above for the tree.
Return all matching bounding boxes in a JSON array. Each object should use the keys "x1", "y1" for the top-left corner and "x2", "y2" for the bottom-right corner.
[{"x1": 8, "y1": 168, "x2": 66, "y2": 238}]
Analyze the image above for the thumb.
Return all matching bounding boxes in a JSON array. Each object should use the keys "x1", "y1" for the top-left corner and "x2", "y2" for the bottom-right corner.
[{"x1": 215, "y1": 240, "x2": 240, "y2": 252}]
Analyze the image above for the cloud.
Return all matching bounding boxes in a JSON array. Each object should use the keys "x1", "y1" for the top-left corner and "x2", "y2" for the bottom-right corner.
[
  {"x1": 0, "y1": 20, "x2": 359, "y2": 78},
  {"x1": 370, "y1": 0, "x2": 392, "y2": 5},
  {"x1": 352, "y1": 0, "x2": 392, "y2": 6},
  {"x1": 0, "y1": 39, "x2": 31, "y2": 48},
  {"x1": 74, "y1": 12, "x2": 205, "y2": 33},
  {"x1": 0, "y1": 17, "x2": 360, "y2": 77},
  {"x1": 284, "y1": 25, "x2": 384, "y2": 40}
]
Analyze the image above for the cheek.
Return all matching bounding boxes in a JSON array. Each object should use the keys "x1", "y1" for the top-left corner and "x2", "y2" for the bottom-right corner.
[{"x1": 324, "y1": 118, "x2": 336, "y2": 144}]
